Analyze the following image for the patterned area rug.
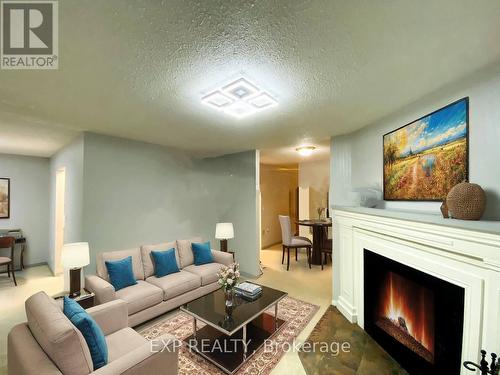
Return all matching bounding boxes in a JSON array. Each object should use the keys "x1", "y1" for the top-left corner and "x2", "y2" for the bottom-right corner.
[{"x1": 139, "y1": 296, "x2": 319, "y2": 375}]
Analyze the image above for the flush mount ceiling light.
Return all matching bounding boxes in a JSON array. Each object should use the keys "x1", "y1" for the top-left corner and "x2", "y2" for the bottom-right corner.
[
  {"x1": 247, "y1": 92, "x2": 278, "y2": 109},
  {"x1": 296, "y1": 146, "x2": 316, "y2": 156},
  {"x1": 201, "y1": 91, "x2": 234, "y2": 108},
  {"x1": 201, "y1": 77, "x2": 278, "y2": 118},
  {"x1": 223, "y1": 78, "x2": 259, "y2": 100}
]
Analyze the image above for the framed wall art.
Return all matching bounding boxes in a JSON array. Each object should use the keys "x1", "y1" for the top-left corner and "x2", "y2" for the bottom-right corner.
[
  {"x1": 0, "y1": 178, "x2": 10, "y2": 219},
  {"x1": 383, "y1": 98, "x2": 468, "y2": 201}
]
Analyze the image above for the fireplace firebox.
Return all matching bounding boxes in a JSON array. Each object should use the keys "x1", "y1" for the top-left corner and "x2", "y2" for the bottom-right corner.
[{"x1": 364, "y1": 250, "x2": 465, "y2": 375}]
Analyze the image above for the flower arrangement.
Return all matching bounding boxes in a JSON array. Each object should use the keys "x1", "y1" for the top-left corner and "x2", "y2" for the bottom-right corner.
[{"x1": 217, "y1": 263, "x2": 240, "y2": 291}]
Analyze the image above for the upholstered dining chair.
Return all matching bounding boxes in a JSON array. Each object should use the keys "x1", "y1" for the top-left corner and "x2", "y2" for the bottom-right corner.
[
  {"x1": 0, "y1": 236, "x2": 17, "y2": 286},
  {"x1": 278, "y1": 215, "x2": 313, "y2": 271}
]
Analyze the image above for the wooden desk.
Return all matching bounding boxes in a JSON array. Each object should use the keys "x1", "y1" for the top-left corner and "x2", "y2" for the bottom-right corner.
[{"x1": 297, "y1": 219, "x2": 332, "y2": 265}]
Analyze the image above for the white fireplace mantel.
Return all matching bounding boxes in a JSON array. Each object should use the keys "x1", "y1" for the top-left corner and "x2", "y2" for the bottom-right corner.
[{"x1": 332, "y1": 206, "x2": 500, "y2": 372}]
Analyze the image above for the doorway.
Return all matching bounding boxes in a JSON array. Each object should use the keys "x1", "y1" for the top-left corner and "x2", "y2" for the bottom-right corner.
[
  {"x1": 259, "y1": 164, "x2": 299, "y2": 249},
  {"x1": 258, "y1": 141, "x2": 331, "y2": 273},
  {"x1": 54, "y1": 167, "x2": 66, "y2": 275}
]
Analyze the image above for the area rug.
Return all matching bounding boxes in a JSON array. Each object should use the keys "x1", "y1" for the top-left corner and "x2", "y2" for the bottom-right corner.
[{"x1": 139, "y1": 296, "x2": 319, "y2": 374}]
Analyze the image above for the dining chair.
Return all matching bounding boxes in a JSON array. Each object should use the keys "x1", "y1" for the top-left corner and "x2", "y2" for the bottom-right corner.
[
  {"x1": 278, "y1": 215, "x2": 313, "y2": 271},
  {"x1": 0, "y1": 236, "x2": 17, "y2": 286}
]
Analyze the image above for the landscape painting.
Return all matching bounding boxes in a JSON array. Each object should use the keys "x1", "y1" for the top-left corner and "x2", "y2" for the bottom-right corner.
[
  {"x1": 0, "y1": 178, "x2": 9, "y2": 218},
  {"x1": 383, "y1": 98, "x2": 468, "y2": 201}
]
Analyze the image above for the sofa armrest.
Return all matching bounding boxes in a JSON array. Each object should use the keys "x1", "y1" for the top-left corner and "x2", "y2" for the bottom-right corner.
[
  {"x1": 211, "y1": 249, "x2": 234, "y2": 266},
  {"x1": 85, "y1": 274, "x2": 116, "y2": 305},
  {"x1": 92, "y1": 334, "x2": 179, "y2": 375},
  {"x1": 87, "y1": 300, "x2": 128, "y2": 336}
]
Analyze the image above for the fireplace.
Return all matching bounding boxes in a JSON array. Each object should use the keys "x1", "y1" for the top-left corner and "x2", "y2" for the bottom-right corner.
[{"x1": 364, "y1": 250, "x2": 465, "y2": 375}]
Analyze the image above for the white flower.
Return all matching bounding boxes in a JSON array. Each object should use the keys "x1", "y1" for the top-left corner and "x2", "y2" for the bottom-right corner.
[{"x1": 217, "y1": 263, "x2": 240, "y2": 288}]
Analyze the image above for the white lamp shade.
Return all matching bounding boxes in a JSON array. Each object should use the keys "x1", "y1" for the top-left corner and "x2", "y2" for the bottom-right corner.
[
  {"x1": 61, "y1": 242, "x2": 90, "y2": 268},
  {"x1": 215, "y1": 223, "x2": 234, "y2": 239}
]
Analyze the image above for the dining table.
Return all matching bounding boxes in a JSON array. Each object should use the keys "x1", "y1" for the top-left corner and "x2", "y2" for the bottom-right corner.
[{"x1": 297, "y1": 218, "x2": 332, "y2": 265}]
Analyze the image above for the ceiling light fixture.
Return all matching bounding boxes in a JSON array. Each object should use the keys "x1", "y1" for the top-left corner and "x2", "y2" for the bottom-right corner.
[
  {"x1": 296, "y1": 146, "x2": 316, "y2": 156},
  {"x1": 201, "y1": 77, "x2": 278, "y2": 118}
]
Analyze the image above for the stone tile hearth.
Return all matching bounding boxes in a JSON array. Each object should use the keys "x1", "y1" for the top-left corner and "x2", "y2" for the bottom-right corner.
[{"x1": 298, "y1": 306, "x2": 408, "y2": 375}]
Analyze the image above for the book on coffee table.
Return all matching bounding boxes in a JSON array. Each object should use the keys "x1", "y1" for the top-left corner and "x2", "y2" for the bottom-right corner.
[{"x1": 235, "y1": 282, "x2": 262, "y2": 295}]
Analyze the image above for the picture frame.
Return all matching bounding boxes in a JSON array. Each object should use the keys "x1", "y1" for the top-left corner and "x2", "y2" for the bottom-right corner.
[
  {"x1": 383, "y1": 98, "x2": 469, "y2": 201},
  {"x1": 0, "y1": 178, "x2": 10, "y2": 219}
]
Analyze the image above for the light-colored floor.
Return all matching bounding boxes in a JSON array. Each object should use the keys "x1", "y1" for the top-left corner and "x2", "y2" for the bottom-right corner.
[
  {"x1": 252, "y1": 244, "x2": 332, "y2": 375},
  {"x1": 0, "y1": 247, "x2": 331, "y2": 375}
]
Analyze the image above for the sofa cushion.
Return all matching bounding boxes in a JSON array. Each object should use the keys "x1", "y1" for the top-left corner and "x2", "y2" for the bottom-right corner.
[
  {"x1": 141, "y1": 241, "x2": 179, "y2": 278},
  {"x1": 146, "y1": 270, "x2": 201, "y2": 300},
  {"x1": 63, "y1": 297, "x2": 108, "y2": 370},
  {"x1": 152, "y1": 249, "x2": 180, "y2": 277},
  {"x1": 25, "y1": 291, "x2": 93, "y2": 375},
  {"x1": 176, "y1": 237, "x2": 202, "y2": 268},
  {"x1": 115, "y1": 280, "x2": 163, "y2": 315},
  {"x1": 97, "y1": 247, "x2": 145, "y2": 281},
  {"x1": 105, "y1": 327, "x2": 147, "y2": 363},
  {"x1": 105, "y1": 256, "x2": 138, "y2": 291},
  {"x1": 183, "y1": 263, "x2": 223, "y2": 286},
  {"x1": 192, "y1": 241, "x2": 214, "y2": 265}
]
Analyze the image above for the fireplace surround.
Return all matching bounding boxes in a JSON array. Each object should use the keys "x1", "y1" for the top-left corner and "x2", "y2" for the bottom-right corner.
[
  {"x1": 332, "y1": 206, "x2": 500, "y2": 375},
  {"x1": 364, "y1": 249, "x2": 464, "y2": 374}
]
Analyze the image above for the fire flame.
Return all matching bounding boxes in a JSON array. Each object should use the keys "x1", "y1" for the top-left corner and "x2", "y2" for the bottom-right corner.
[{"x1": 381, "y1": 272, "x2": 435, "y2": 355}]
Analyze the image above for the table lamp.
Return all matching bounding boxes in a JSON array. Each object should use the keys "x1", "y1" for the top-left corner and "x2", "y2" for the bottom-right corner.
[
  {"x1": 61, "y1": 242, "x2": 90, "y2": 298},
  {"x1": 215, "y1": 223, "x2": 234, "y2": 252}
]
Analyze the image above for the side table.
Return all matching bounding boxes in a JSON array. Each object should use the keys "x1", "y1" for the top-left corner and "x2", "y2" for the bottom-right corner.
[{"x1": 53, "y1": 289, "x2": 95, "y2": 309}]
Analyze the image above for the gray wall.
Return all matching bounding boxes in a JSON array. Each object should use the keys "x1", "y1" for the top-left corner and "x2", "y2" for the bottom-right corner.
[
  {"x1": 0, "y1": 154, "x2": 50, "y2": 265},
  {"x1": 82, "y1": 133, "x2": 259, "y2": 276},
  {"x1": 195, "y1": 151, "x2": 259, "y2": 276},
  {"x1": 49, "y1": 136, "x2": 84, "y2": 273},
  {"x1": 331, "y1": 64, "x2": 500, "y2": 219}
]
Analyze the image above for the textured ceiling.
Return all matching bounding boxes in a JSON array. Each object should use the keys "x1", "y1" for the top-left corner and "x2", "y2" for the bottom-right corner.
[{"x1": 1, "y1": 0, "x2": 500, "y2": 157}]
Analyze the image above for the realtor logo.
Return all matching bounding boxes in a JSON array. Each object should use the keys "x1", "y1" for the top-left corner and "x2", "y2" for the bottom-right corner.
[{"x1": 1, "y1": 0, "x2": 58, "y2": 69}]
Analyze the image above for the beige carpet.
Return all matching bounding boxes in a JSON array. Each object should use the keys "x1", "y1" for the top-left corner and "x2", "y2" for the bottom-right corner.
[{"x1": 140, "y1": 296, "x2": 319, "y2": 374}]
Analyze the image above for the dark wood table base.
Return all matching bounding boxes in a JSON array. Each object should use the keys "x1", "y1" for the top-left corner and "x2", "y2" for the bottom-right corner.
[
  {"x1": 310, "y1": 226, "x2": 325, "y2": 265},
  {"x1": 297, "y1": 220, "x2": 332, "y2": 265},
  {"x1": 184, "y1": 313, "x2": 286, "y2": 374}
]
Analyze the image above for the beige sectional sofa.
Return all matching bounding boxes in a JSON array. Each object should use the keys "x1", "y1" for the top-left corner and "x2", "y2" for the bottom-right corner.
[
  {"x1": 8, "y1": 291, "x2": 178, "y2": 375},
  {"x1": 85, "y1": 237, "x2": 233, "y2": 327}
]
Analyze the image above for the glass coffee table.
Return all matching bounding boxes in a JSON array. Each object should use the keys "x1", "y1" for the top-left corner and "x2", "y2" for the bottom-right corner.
[{"x1": 180, "y1": 284, "x2": 287, "y2": 374}]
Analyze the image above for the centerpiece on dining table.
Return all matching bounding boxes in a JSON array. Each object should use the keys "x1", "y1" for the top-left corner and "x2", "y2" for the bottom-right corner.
[{"x1": 217, "y1": 263, "x2": 240, "y2": 307}]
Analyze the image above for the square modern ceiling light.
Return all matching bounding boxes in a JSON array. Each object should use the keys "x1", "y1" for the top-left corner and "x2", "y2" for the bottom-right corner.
[
  {"x1": 201, "y1": 91, "x2": 233, "y2": 108},
  {"x1": 224, "y1": 101, "x2": 256, "y2": 119},
  {"x1": 247, "y1": 92, "x2": 278, "y2": 109},
  {"x1": 202, "y1": 77, "x2": 278, "y2": 118},
  {"x1": 222, "y1": 78, "x2": 259, "y2": 100}
]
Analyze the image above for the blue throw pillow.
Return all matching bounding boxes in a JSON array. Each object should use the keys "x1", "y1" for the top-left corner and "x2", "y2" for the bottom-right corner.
[
  {"x1": 192, "y1": 241, "x2": 214, "y2": 265},
  {"x1": 105, "y1": 256, "x2": 137, "y2": 291},
  {"x1": 63, "y1": 297, "x2": 108, "y2": 370},
  {"x1": 151, "y1": 248, "x2": 180, "y2": 277}
]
